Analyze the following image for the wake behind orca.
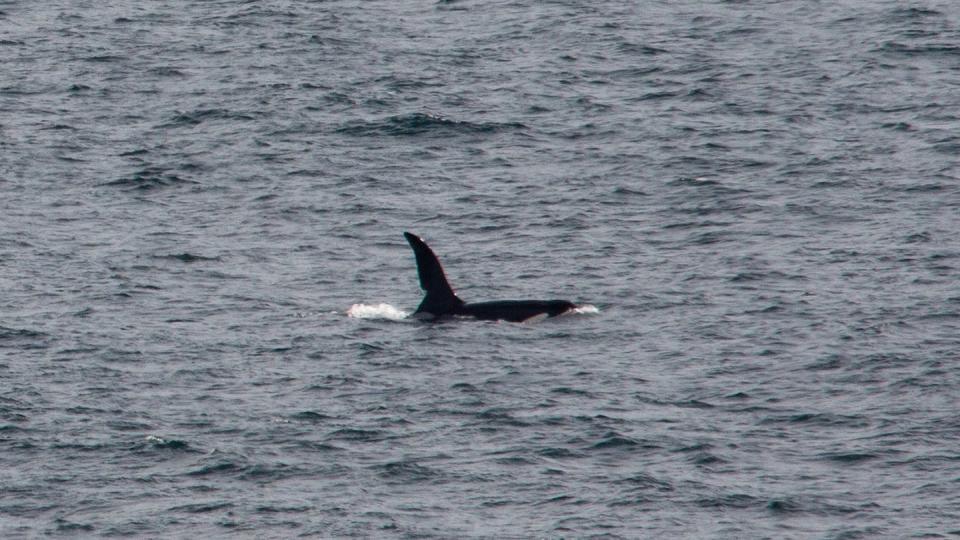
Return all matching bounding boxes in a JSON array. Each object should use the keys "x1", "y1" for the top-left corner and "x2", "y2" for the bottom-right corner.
[{"x1": 404, "y1": 231, "x2": 577, "y2": 322}]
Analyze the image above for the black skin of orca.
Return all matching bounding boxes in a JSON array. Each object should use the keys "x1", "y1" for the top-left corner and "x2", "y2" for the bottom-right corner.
[{"x1": 404, "y1": 232, "x2": 576, "y2": 322}]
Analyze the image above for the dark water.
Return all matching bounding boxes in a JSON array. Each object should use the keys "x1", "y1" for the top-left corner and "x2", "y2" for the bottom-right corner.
[{"x1": 3, "y1": 0, "x2": 960, "y2": 537}]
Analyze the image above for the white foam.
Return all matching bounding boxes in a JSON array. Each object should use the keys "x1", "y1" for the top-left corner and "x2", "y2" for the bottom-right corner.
[
  {"x1": 346, "y1": 303, "x2": 410, "y2": 320},
  {"x1": 572, "y1": 304, "x2": 600, "y2": 315}
]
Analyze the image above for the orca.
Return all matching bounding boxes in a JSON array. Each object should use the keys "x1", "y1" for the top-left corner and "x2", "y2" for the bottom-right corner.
[{"x1": 403, "y1": 231, "x2": 577, "y2": 322}]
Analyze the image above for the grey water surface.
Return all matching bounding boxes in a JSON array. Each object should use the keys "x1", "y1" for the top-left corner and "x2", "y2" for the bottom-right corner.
[{"x1": 2, "y1": 0, "x2": 959, "y2": 537}]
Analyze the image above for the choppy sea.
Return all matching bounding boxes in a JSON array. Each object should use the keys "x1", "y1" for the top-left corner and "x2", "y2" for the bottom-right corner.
[{"x1": 3, "y1": 1, "x2": 959, "y2": 537}]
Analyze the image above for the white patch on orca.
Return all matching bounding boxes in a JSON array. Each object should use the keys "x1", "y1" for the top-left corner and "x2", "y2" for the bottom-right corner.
[{"x1": 520, "y1": 313, "x2": 549, "y2": 324}]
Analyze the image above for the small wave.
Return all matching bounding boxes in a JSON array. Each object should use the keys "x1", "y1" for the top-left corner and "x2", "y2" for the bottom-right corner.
[
  {"x1": 591, "y1": 435, "x2": 640, "y2": 450},
  {"x1": 891, "y1": 7, "x2": 942, "y2": 19},
  {"x1": 326, "y1": 428, "x2": 389, "y2": 442},
  {"x1": 375, "y1": 461, "x2": 440, "y2": 483},
  {"x1": 0, "y1": 326, "x2": 47, "y2": 340},
  {"x1": 758, "y1": 412, "x2": 869, "y2": 428},
  {"x1": 153, "y1": 253, "x2": 221, "y2": 263},
  {"x1": 102, "y1": 167, "x2": 198, "y2": 191},
  {"x1": 148, "y1": 66, "x2": 187, "y2": 78},
  {"x1": 83, "y1": 55, "x2": 126, "y2": 63},
  {"x1": 336, "y1": 112, "x2": 526, "y2": 138},
  {"x1": 187, "y1": 459, "x2": 244, "y2": 477},
  {"x1": 159, "y1": 108, "x2": 255, "y2": 129},
  {"x1": 877, "y1": 42, "x2": 960, "y2": 57},
  {"x1": 289, "y1": 411, "x2": 333, "y2": 423},
  {"x1": 346, "y1": 303, "x2": 409, "y2": 320},
  {"x1": 144, "y1": 435, "x2": 191, "y2": 450},
  {"x1": 695, "y1": 493, "x2": 759, "y2": 510},
  {"x1": 169, "y1": 501, "x2": 234, "y2": 514}
]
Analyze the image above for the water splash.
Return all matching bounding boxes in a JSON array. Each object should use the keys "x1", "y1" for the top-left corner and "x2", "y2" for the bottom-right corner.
[
  {"x1": 572, "y1": 304, "x2": 600, "y2": 315},
  {"x1": 346, "y1": 303, "x2": 410, "y2": 320}
]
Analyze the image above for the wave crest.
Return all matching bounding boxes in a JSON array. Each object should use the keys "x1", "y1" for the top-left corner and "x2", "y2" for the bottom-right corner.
[{"x1": 336, "y1": 112, "x2": 526, "y2": 138}]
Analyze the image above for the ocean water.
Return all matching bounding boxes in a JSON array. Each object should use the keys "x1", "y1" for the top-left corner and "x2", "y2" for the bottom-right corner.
[{"x1": 2, "y1": 0, "x2": 959, "y2": 537}]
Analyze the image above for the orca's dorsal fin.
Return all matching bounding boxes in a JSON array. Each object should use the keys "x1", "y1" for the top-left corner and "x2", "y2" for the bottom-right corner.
[{"x1": 404, "y1": 232, "x2": 465, "y2": 316}]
